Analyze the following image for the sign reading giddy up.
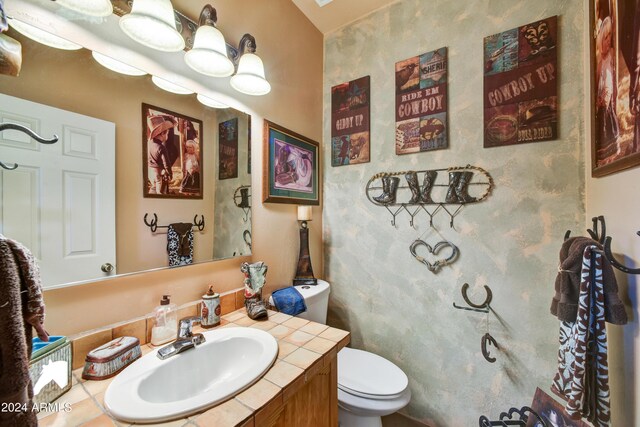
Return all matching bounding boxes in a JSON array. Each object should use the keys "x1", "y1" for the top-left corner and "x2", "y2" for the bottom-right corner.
[
  {"x1": 483, "y1": 16, "x2": 558, "y2": 148},
  {"x1": 331, "y1": 76, "x2": 371, "y2": 166},
  {"x1": 395, "y1": 47, "x2": 448, "y2": 155}
]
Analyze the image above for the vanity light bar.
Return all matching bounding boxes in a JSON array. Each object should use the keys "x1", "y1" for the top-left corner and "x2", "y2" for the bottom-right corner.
[
  {"x1": 55, "y1": 0, "x2": 113, "y2": 17},
  {"x1": 8, "y1": 18, "x2": 82, "y2": 51},
  {"x1": 196, "y1": 94, "x2": 227, "y2": 109},
  {"x1": 92, "y1": 52, "x2": 147, "y2": 76},
  {"x1": 151, "y1": 75, "x2": 194, "y2": 95}
]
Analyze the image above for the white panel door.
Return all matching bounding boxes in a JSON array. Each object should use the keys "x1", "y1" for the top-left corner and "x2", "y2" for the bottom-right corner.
[{"x1": 0, "y1": 93, "x2": 116, "y2": 288}]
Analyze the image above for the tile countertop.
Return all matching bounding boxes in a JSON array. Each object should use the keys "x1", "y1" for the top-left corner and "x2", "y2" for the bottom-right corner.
[{"x1": 38, "y1": 308, "x2": 350, "y2": 427}]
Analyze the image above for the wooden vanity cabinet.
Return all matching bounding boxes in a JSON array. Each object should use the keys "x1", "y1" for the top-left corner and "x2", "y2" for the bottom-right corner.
[{"x1": 257, "y1": 356, "x2": 338, "y2": 427}]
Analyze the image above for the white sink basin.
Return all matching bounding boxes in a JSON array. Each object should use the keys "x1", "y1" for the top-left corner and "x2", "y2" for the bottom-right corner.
[{"x1": 104, "y1": 327, "x2": 278, "y2": 423}]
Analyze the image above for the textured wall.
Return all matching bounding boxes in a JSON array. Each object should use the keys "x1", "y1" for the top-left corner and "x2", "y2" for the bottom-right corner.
[{"x1": 323, "y1": 1, "x2": 585, "y2": 425}]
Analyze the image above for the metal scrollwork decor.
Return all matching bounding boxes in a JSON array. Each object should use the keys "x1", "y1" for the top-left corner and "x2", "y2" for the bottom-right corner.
[{"x1": 409, "y1": 239, "x2": 459, "y2": 273}]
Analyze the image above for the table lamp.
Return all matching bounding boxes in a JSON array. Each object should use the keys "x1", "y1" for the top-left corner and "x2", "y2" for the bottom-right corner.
[{"x1": 294, "y1": 206, "x2": 317, "y2": 286}]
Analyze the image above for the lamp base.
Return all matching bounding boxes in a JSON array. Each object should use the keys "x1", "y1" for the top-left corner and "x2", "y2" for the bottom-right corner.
[{"x1": 293, "y1": 277, "x2": 318, "y2": 287}]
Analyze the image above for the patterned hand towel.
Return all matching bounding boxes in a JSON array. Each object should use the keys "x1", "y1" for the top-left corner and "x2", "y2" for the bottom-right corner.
[
  {"x1": 167, "y1": 223, "x2": 193, "y2": 267},
  {"x1": 551, "y1": 246, "x2": 611, "y2": 427},
  {"x1": 271, "y1": 287, "x2": 307, "y2": 316}
]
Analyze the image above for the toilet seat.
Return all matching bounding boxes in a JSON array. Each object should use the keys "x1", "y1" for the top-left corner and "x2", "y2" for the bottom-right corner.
[{"x1": 337, "y1": 348, "x2": 409, "y2": 401}]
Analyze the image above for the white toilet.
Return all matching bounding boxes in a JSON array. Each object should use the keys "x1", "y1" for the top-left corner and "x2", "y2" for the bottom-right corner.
[{"x1": 270, "y1": 280, "x2": 411, "y2": 427}]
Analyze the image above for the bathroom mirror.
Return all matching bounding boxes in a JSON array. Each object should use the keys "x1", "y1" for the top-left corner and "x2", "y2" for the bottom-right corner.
[{"x1": 0, "y1": 2, "x2": 252, "y2": 289}]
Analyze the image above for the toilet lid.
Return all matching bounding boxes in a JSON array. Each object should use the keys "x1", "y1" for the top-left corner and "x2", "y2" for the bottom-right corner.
[{"x1": 337, "y1": 348, "x2": 408, "y2": 398}]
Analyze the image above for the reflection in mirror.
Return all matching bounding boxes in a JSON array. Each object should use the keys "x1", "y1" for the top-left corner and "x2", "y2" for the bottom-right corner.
[{"x1": 0, "y1": 25, "x2": 251, "y2": 289}]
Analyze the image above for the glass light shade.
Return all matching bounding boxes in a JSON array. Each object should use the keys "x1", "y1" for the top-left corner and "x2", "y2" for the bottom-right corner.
[
  {"x1": 119, "y1": 0, "x2": 185, "y2": 52},
  {"x1": 9, "y1": 19, "x2": 82, "y2": 50},
  {"x1": 230, "y1": 53, "x2": 271, "y2": 96},
  {"x1": 184, "y1": 26, "x2": 234, "y2": 77},
  {"x1": 151, "y1": 76, "x2": 193, "y2": 95},
  {"x1": 56, "y1": 0, "x2": 113, "y2": 17},
  {"x1": 297, "y1": 206, "x2": 312, "y2": 221},
  {"x1": 92, "y1": 52, "x2": 147, "y2": 76},
  {"x1": 196, "y1": 94, "x2": 227, "y2": 109}
]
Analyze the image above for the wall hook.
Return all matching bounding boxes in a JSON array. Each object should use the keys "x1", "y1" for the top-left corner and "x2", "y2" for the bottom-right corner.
[
  {"x1": 143, "y1": 213, "x2": 159, "y2": 232},
  {"x1": 604, "y1": 233, "x2": 640, "y2": 274},
  {"x1": 587, "y1": 215, "x2": 606, "y2": 244},
  {"x1": 481, "y1": 332, "x2": 498, "y2": 363},
  {"x1": 452, "y1": 283, "x2": 492, "y2": 313},
  {"x1": 0, "y1": 160, "x2": 18, "y2": 170}
]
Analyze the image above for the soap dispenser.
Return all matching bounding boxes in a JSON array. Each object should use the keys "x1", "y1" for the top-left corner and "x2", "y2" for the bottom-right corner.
[{"x1": 150, "y1": 295, "x2": 178, "y2": 346}]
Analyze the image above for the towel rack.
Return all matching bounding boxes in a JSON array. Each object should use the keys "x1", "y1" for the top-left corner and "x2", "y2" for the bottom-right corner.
[
  {"x1": 0, "y1": 123, "x2": 59, "y2": 170},
  {"x1": 565, "y1": 216, "x2": 640, "y2": 275},
  {"x1": 143, "y1": 213, "x2": 205, "y2": 233},
  {"x1": 479, "y1": 406, "x2": 547, "y2": 426}
]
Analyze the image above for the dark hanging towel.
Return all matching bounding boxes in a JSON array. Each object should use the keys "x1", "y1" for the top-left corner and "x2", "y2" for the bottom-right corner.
[
  {"x1": 0, "y1": 234, "x2": 48, "y2": 427},
  {"x1": 167, "y1": 223, "x2": 193, "y2": 267}
]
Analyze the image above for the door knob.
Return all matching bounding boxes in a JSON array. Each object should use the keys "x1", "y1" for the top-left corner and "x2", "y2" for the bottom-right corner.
[{"x1": 101, "y1": 263, "x2": 114, "y2": 273}]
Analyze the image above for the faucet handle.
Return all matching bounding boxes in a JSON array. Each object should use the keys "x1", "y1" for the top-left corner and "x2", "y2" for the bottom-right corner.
[{"x1": 178, "y1": 316, "x2": 202, "y2": 338}]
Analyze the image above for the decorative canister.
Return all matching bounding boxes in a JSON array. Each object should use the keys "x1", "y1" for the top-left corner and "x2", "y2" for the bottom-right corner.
[
  {"x1": 201, "y1": 286, "x2": 221, "y2": 328},
  {"x1": 81, "y1": 336, "x2": 141, "y2": 380},
  {"x1": 29, "y1": 336, "x2": 72, "y2": 405}
]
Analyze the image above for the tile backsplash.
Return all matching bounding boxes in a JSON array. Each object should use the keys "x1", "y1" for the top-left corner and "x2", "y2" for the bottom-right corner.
[{"x1": 69, "y1": 288, "x2": 245, "y2": 369}]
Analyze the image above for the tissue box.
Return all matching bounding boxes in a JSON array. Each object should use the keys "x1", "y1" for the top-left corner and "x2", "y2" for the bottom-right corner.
[
  {"x1": 29, "y1": 336, "x2": 72, "y2": 405},
  {"x1": 82, "y1": 336, "x2": 141, "y2": 380}
]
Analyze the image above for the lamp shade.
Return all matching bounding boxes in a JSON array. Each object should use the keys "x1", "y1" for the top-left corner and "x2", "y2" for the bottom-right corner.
[
  {"x1": 119, "y1": 0, "x2": 185, "y2": 52},
  {"x1": 9, "y1": 19, "x2": 82, "y2": 50},
  {"x1": 56, "y1": 0, "x2": 113, "y2": 17},
  {"x1": 184, "y1": 26, "x2": 234, "y2": 77},
  {"x1": 196, "y1": 94, "x2": 227, "y2": 109},
  {"x1": 297, "y1": 206, "x2": 312, "y2": 221},
  {"x1": 151, "y1": 76, "x2": 193, "y2": 95},
  {"x1": 230, "y1": 53, "x2": 271, "y2": 96},
  {"x1": 92, "y1": 52, "x2": 147, "y2": 76}
]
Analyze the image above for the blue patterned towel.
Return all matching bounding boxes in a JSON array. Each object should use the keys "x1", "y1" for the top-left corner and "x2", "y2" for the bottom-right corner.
[{"x1": 272, "y1": 286, "x2": 306, "y2": 316}]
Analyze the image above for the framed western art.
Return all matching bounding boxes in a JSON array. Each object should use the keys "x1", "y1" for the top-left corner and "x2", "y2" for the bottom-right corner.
[
  {"x1": 142, "y1": 103, "x2": 203, "y2": 199},
  {"x1": 590, "y1": 0, "x2": 640, "y2": 176},
  {"x1": 395, "y1": 47, "x2": 449, "y2": 155},
  {"x1": 262, "y1": 120, "x2": 320, "y2": 205},
  {"x1": 331, "y1": 75, "x2": 371, "y2": 166},
  {"x1": 483, "y1": 16, "x2": 558, "y2": 148}
]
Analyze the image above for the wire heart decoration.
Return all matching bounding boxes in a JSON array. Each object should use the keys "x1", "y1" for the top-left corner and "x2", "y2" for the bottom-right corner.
[{"x1": 409, "y1": 239, "x2": 459, "y2": 273}]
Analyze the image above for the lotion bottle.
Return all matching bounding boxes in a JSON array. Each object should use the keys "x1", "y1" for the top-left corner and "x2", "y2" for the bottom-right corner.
[{"x1": 150, "y1": 295, "x2": 177, "y2": 346}]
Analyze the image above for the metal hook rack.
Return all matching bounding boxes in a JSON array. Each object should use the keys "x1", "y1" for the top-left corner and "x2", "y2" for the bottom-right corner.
[
  {"x1": 0, "y1": 123, "x2": 58, "y2": 170},
  {"x1": 143, "y1": 213, "x2": 205, "y2": 233},
  {"x1": 366, "y1": 165, "x2": 493, "y2": 228},
  {"x1": 565, "y1": 215, "x2": 640, "y2": 275}
]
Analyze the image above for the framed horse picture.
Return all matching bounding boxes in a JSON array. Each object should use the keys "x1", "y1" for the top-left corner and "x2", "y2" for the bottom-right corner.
[{"x1": 262, "y1": 120, "x2": 320, "y2": 205}]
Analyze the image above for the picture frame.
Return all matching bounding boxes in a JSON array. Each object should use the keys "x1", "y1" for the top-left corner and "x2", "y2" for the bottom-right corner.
[
  {"x1": 262, "y1": 120, "x2": 320, "y2": 205},
  {"x1": 218, "y1": 117, "x2": 238, "y2": 180},
  {"x1": 590, "y1": 0, "x2": 640, "y2": 176},
  {"x1": 142, "y1": 103, "x2": 203, "y2": 199},
  {"x1": 525, "y1": 387, "x2": 590, "y2": 427}
]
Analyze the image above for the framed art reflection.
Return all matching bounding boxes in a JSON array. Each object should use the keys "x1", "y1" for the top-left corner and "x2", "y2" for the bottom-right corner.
[{"x1": 142, "y1": 103, "x2": 203, "y2": 198}]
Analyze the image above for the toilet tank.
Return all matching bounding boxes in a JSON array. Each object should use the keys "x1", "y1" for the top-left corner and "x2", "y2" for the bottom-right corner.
[
  {"x1": 269, "y1": 280, "x2": 330, "y2": 324},
  {"x1": 295, "y1": 280, "x2": 330, "y2": 324}
]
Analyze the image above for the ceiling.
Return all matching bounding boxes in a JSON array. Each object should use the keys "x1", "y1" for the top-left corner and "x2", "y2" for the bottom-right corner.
[{"x1": 291, "y1": 0, "x2": 400, "y2": 34}]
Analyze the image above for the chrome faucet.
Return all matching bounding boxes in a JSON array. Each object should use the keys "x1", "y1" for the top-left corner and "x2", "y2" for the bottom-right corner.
[{"x1": 156, "y1": 316, "x2": 206, "y2": 360}]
